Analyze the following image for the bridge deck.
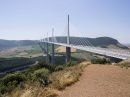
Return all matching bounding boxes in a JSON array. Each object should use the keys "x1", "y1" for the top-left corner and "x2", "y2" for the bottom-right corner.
[{"x1": 42, "y1": 41, "x2": 130, "y2": 60}]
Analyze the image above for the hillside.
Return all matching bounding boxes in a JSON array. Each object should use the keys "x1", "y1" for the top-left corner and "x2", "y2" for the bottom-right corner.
[
  {"x1": 0, "y1": 37, "x2": 128, "y2": 50},
  {"x1": 1, "y1": 61, "x2": 130, "y2": 97},
  {"x1": 124, "y1": 43, "x2": 130, "y2": 49},
  {"x1": 0, "y1": 39, "x2": 36, "y2": 50},
  {"x1": 52, "y1": 36, "x2": 128, "y2": 49}
]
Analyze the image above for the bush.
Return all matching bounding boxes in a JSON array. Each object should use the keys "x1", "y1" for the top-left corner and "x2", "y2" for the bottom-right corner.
[
  {"x1": 91, "y1": 57, "x2": 110, "y2": 64},
  {"x1": 27, "y1": 63, "x2": 44, "y2": 72},
  {"x1": 66, "y1": 61, "x2": 78, "y2": 67},
  {"x1": 50, "y1": 64, "x2": 83, "y2": 90},
  {"x1": 0, "y1": 72, "x2": 26, "y2": 94},
  {"x1": 33, "y1": 68, "x2": 50, "y2": 86},
  {"x1": 29, "y1": 62, "x2": 56, "y2": 73},
  {"x1": 55, "y1": 65, "x2": 64, "y2": 71},
  {"x1": 41, "y1": 64, "x2": 56, "y2": 73},
  {"x1": 118, "y1": 60, "x2": 130, "y2": 69}
]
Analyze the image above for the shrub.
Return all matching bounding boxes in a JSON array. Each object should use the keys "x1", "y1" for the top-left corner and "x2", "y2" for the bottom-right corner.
[
  {"x1": 2, "y1": 73, "x2": 26, "y2": 85},
  {"x1": 28, "y1": 62, "x2": 56, "y2": 73},
  {"x1": 33, "y1": 68, "x2": 50, "y2": 86},
  {"x1": 50, "y1": 65, "x2": 83, "y2": 90},
  {"x1": 118, "y1": 60, "x2": 130, "y2": 69},
  {"x1": 0, "y1": 72, "x2": 26, "y2": 94},
  {"x1": 66, "y1": 61, "x2": 78, "y2": 67},
  {"x1": 41, "y1": 64, "x2": 56, "y2": 73},
  {"x1": 91, "y1": 57, "x2": 110, "y2": 64},
  {"x1": 54, "y1": 65, "x2": 64, "y2": 71},
  {"x1": 27, "y1": 63, "x2": 44, "y2": 72}
]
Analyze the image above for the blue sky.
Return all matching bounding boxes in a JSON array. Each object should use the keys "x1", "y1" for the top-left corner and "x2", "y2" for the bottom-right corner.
[{"x1": 0, "y1": 0, "x2": 130, "y2": 43}]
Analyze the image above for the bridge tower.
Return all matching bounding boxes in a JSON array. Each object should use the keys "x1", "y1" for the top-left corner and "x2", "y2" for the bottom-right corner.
[{"x1": 66, "y1": 14, "x2": 71, "y2": 63}]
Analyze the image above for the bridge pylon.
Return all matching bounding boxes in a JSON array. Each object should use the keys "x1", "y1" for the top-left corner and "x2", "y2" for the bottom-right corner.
[
  {"x1": 46, "y1": 42, "x2": 50, "y2": 64},
  {"x1": 66, "y1": 14, "x2": 71, "y2": 63}
]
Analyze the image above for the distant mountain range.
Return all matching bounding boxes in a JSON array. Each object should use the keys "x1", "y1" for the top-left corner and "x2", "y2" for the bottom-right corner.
[
  {"x1": 124, "y1": 43, "x2": 130, "y2": 47},
  {"x1": 0, "y1": 40, "x2": 36, "y2": 50},
  {"x1": 53, "y1": 37, "x2": 128, "y2": 49},
  {"x1": 0, "y1": 37, "x2": 128, "y2": 50},
  {"x1": 124, "y1": 44, "x2": 130, "y2": 49}
]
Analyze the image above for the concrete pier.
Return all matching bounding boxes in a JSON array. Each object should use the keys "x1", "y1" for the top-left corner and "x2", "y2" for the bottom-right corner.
[
  {"x1": 46, "y1": 43, "x2": 50, "y2": 64},
  {"x1": 66, "y1": 47, "x2": 71, "y2": 63}
]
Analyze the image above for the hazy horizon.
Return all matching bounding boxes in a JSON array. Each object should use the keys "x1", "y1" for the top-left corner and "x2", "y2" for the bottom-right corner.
[{"x1": 0, "y1": 0, "x2": 130, "y2": 43}]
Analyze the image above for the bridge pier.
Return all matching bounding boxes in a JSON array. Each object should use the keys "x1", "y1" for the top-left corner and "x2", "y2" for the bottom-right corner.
[{"x1": 66, "y1": 47, "x2": 71, "y2": 63}]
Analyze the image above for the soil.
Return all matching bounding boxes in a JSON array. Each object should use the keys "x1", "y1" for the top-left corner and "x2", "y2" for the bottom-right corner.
[{"x1": 60, "y1": 64, "x2": 130, "y2": 97}]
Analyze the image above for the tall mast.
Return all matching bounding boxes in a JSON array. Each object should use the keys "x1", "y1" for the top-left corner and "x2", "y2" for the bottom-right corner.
[{"x1": 67, "y1": 14, "x2": 70, "y2": 44}]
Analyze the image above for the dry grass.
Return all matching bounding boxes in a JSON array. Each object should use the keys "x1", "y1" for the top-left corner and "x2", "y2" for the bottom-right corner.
[
  {"x1": 21, "y1": 88, "x2": 59, "y2": 97},
  {"x1": 56, "y1": 46, "x2": 77, "y2": 53},
  {"x1": 5, "y1": 86, "x2": 60, "y2": 97},
  {"x1": 118, "y1": 60, "x2": 130, "y2": 69},
  {"x1": 49, "y1": 61, "x2": 90, "y2": 90},
  {"x1": 5, "y1": 89, "x2": 25, "y2": 97}
]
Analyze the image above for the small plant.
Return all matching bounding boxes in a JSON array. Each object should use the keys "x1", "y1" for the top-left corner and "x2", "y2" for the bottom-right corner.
[
  {"x1": 55, "y1": 65, "x2": 64, "y2": 71},
  {"x1": 91, "y1": 56, "x2": 110, "y2": 64},
  {"x1": 118, "y1": 60, "x2": 130, "y2": 69},
  {"x1": 33, "y1": 68, "x2": 50, "y2": 86},
  {"x1": 50, "y1": 63, "x2": 84, "y2": 90},
  {"x1": 66, "y1": 61, "x2": 78, "y2": 67}
]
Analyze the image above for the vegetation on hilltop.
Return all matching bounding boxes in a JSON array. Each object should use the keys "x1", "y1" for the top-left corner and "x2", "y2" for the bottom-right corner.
[{"x1": 0, "y1": 56, "x2": 129, "y2": 97}]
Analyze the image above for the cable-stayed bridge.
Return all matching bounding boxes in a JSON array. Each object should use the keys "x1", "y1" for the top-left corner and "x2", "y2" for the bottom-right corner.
[
  {"x1": 39, "y1": 15, "x2": 130, "y2": 64},
  {"x1": 41, "y1": 37, "x2": 130, "y2": 59}
]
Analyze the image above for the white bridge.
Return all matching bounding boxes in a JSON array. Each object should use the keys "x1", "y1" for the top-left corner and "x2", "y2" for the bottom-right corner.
[
  {"x1": 41, "y1": 38, "x2": 130, "y2": 60},
  {"x1": 40, "y1": 15, "x2": 130, "y2": 61}
]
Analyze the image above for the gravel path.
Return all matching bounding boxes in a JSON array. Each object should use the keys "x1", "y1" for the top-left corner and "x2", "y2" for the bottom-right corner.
[{"x1": 60, "y1": 64, "x2": 130, "y2": 97}]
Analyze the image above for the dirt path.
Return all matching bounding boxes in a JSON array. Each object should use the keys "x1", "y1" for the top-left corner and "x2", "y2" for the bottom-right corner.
[{"x1": 60, "y1": 64, "x2": 130, "y2": 97}]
